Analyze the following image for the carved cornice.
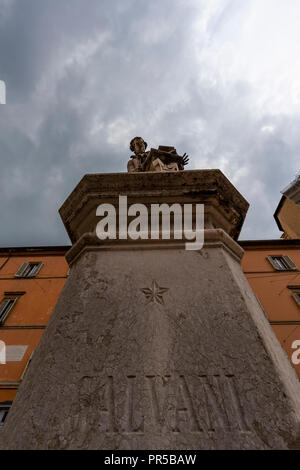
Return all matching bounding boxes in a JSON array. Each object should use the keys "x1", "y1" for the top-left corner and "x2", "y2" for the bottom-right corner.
[
  {"x1": 59, "y1": 170, "x2": 249, "y2": 245},
  {"x1": 65, "y1": 229, "x2": 244, "y2": 266}
]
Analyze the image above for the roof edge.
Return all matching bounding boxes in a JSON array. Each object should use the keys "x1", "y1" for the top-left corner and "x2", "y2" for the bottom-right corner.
[{"x1": 0, "y1": 245, "x2": 71, "y2": 254}]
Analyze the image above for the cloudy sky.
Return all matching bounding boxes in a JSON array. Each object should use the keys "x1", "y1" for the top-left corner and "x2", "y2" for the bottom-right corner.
[{"x1": 0, "y1": 0, "x2": 299, "y2": 246}]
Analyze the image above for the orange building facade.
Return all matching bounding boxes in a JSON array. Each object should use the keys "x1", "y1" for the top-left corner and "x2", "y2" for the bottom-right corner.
[
  {"x1": 240, "y1": 239, "x2": 300, "y2": 380},
  {"x1": 0, "y1": 247, "x2": 69, "y2": 426},
  {"x1": 0, "y1": 240, "x2": 300, "y2": 427}
]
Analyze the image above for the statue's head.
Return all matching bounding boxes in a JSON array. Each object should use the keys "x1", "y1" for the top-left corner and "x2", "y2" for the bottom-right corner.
[{"x1": 130, "y1": 136, "x2": 147, "y2": 154}]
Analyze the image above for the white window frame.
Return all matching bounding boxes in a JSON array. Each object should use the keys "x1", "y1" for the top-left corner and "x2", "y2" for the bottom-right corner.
[{"x1": 15, "y1": 262, "x2": 43, "y2": 278}]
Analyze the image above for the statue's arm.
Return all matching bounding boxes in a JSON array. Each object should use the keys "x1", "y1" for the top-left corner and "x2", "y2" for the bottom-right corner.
[
  {"x1": 127, "y1": 157, "x2": 142, "y2": 173},
  {"x1": 156, "y1": 150, "x2": 189, "y2": 169}
]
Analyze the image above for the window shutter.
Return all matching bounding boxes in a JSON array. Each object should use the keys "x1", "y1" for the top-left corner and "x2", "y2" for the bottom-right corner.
[
  {"x1": 26, "y1": 262, "x2": 43, "y2": 277},
  {"x1": 282, "y1": 255, "x2": 298, "y2": 271},
  {"x1": 266, "y1": 256, "x2": 278, "y2": 270},
  {"x1": 0, "y1": 298, "x2": 17, "y2": 324},
  {"x1": 15, "y1": 262, "x2": 29, "y2": 277},
  {"x1": 266, "y1": 255, "x2": 298, "y2": 271},
  {"x1": 0, "y1": 410, "x2": 8, "y2": 427},
  {"x1": 15, "y1": 262, "x2": 43, "y2": 278},
  {"x1": 292, "y1": 292, "x2": 300, "y2": 307},
  {"x1": 33, "y1": 262, "x2": 43, "y2": 276},
  {"x1": 0, "y1": 402, "x2": 12, "y2": 427},
  {"x1": 0, "y1": 299, "x2": 11, "y2": 318}
]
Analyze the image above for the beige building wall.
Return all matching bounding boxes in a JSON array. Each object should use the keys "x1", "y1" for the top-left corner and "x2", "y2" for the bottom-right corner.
[{"x1": 276, "y1": 197, "x2": 300, "y2": 239}]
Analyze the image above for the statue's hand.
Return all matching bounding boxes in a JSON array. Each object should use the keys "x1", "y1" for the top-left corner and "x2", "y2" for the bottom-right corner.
[{"x1": 181, "y1": 153, "x2": 189, "y2": 166}]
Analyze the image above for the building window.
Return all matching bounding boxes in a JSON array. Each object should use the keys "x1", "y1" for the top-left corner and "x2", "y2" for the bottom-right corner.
[
  {"x1": 266, "y1": 255, "x2": 298, "y2": 271},
  {"x1": 0, "y1": 401, "x2": 12, "y2": 428},
  {"x1": 292, "y1": 292, "x2": 300, "y2": 307},
  {"x1": 0, "y1": 296, "x2": 19, "y2": 325},
  {"x1": 15, "y1": 262, "x2": 43, "y2": 278}
]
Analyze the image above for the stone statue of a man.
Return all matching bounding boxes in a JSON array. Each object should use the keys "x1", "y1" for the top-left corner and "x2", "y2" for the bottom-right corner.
[{"x1": 127, "y1": 137, "x2": 189, "y2": 173}]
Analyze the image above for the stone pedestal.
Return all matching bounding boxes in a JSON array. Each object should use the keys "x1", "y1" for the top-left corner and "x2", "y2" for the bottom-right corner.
[{"x1": 1, "y1": 170, "x2": 300, "y2": 449}]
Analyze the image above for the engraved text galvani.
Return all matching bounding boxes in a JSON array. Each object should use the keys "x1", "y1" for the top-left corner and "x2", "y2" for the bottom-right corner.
[{"x1": 97, "y1": 374, "x2": 248, "y2": 434}]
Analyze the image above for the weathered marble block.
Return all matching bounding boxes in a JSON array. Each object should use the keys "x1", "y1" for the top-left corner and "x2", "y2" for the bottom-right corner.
[{"x1": 1, "y1": 170, "x2": 300, "y2": 450}]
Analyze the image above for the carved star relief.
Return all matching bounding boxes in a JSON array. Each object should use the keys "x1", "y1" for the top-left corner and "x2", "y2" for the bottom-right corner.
[{"x1": 140, "y1": 280, "x2": 169, "y2": 305}]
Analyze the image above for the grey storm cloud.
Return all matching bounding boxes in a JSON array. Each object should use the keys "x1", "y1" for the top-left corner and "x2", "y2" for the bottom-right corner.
[{"x1": 0, "y1": 0, "x2": 299, "y2": 246}]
